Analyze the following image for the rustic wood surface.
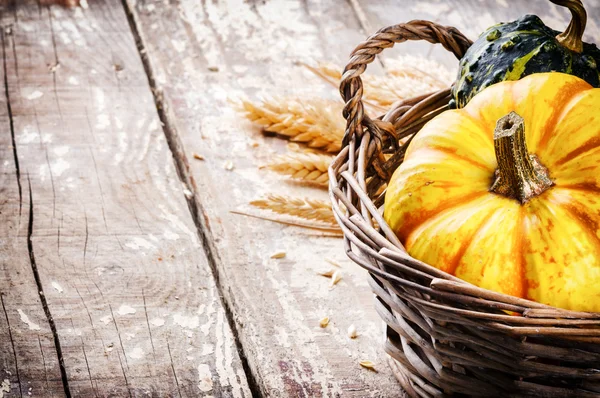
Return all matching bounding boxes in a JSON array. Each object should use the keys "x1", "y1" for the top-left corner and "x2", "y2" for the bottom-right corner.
[
  {"x1": 1, "y1": 0, "x2": 600, "y2": 397},
  {"x1": 123, "y1": 0, "x2": 405, "y2": 396},
  {"x1": 123, "y1": 0, "x2": 600, "y2": 397},
  {"x1": 0, "y1": 1, "x2": 250, "y2": 397}
]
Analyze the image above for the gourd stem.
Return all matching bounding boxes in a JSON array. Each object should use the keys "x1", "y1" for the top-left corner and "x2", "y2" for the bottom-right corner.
[
  {"x1": 490, "y1": 112, "x2": 553, "y2": 204},
  {"x1": 550, "y1": 0, "x2": 587, "y2": 53}
]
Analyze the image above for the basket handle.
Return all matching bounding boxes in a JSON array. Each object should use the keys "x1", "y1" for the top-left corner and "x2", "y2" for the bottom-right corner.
[{"x1": 339, "y1": 21, "x2": 471, "y2": 149}]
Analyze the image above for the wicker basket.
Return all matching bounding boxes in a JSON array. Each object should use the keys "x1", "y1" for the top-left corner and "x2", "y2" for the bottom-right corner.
[{"x1": 329, "y1": 15, "x2": 600, "y2": 398}]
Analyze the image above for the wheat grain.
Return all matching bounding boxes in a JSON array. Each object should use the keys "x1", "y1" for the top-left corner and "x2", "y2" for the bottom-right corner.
[
  {"x1": 250, "y1": 194, "x2": 336, "y2": 225},
  {"x1": 359, "y1": 360, "x2": 376, "y2": 370},
  {"x1": 348, "y1": 324, "x2": 358, "y2": 339},
  {"x1": 239, "y1": 97, "x2": 344, "y2": 153},
  {"x1": 325, "y1": 258, "x2": 342, "y2": 268},
  {"x1": 319, "y1": 317, "x2": 330, "y2": 328},
  {"x1": 266, "y1": 152, "x2": 332, "y2": 187},
  {"x1": 329, "y1": 270, "x2": 342, "y2": 287},
  {"x1": 270, "y1": 251, "x2": 286, "y2": 259},
  {"x1": 317, "y1": 269, "x2": 335, "y2": 277}
]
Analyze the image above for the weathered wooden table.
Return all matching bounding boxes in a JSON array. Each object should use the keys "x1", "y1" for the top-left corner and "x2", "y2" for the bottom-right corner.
[{"x1": 1, "y1": 0, "x2": 599, "y2": 397}]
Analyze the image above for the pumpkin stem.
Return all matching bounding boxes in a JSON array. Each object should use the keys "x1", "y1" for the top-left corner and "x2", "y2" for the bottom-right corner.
[
  {"x1": 490, "y1": 112, "x2": 553, "y2": 204},
  {"x1": 551, "y1": 0, "x2": 587, "y2": 53}
]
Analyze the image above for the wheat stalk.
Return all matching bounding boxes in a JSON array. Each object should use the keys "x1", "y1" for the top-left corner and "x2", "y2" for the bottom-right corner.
[
  {"x1": 250, "y1": 194, "x2": 336, "y2": 225},
  {"x1": 363, "y1": 74, "x2": 449, "y2": 107},
  {"x1": 239, "y1": 97, "x2": 344, "y2": 153},
  {"x1": 266, "y1": 152, "x2": 332, "y2": 187},
  {"x1": 306, "y1": 56, "x2": 454, "y2": 108},
  {"x1": 385, "y1": 55, "x2": 455, "y2": 86}
]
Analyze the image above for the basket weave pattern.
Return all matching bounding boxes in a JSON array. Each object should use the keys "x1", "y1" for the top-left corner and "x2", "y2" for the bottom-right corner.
[{"x1": 329, "y1": 20, "x2": 600, "y2": 397}]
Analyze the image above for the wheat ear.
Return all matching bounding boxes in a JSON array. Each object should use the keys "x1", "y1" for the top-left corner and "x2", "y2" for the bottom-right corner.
[
  {"x1": 250, "y1": 194, "x2": 336, "y2": 225},
  {"x1": 266, "y1": 152, "x2": 332, "y2": 187},
  {"x1": 239, "y1": 97, "x2": 344, "y2": 153},
  {"x1": 304, "y1": 57, "x2": 453, "y2": 108}
]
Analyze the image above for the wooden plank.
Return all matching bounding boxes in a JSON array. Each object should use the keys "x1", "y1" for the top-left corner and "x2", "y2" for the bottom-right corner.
[
  {"x1": 125, "y1": 0, "x2": 406, "y2": 396},
  {"x1": 1, "y1": 1, "x2": 251, "y2": 396},
  {"x1": 0, "y1": 4, "x2": 66, "y2": 397},
  {"x1": 126, "y1": 0, "x2": 600, "y2": 396}
]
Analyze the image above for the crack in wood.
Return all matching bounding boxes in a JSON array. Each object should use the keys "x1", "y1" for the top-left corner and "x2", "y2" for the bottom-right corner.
[
  {"x1": 0, "y1": 293, "x2": 23, "y2": 397},
  {"x1": 166, "y1": 338, "x2": 183, "y2": 398},
  {"x1": 119, "y1": 1, "x2": 261, "y2": 396},
  {"x1": 108, "y1": 304, "x2": 133, "y2": 398},
  {"x1": 26, "y1": 177, "x2": 72, "y2": 398},
  {"x1": 2, "y1": 29, "x2": 21, "y2": 216},
  {"x1": 3, "y1": 23, "x2": 69, "y2": 397}
]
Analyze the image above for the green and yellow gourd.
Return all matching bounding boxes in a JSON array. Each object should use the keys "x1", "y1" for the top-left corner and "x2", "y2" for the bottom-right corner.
[{"x1": 451, "y1": 0, "x2": 600, "y2": 108}]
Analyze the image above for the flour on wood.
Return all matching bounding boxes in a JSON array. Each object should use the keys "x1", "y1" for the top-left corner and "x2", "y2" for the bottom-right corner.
[
  {"x1": 51, "y1": 282, "x2": 64, "y2": 293},
  {"x1": 197, "y1": 364, "x2": 213, "y2": 393},
  {"x1": 17, "y1": 310, "x2": 41, "y2": 331},
  {"x1": 117, "y1": 304, "x2": 136, "y2": 316},
  {"x1": 150, "y1": 318, "x2": 165, "y2": 327},
  {"x1": 173, "y1": 313, "x2": 200, "y2": 329}
]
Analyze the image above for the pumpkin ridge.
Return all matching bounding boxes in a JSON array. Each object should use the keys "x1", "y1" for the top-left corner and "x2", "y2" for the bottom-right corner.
[
  {"x1": 558, "y1": 201, "x2": 600, "y2": 253},
  {"x1": 455, "y1": 109, "x2": 498, "y2": 146},
  {"x1": 398, "y1": 191, "x2": 488, "y2": 243},
  {"x1": 560, "y1": 183, "x2": 600, "y2": 194},
  {"x1": 553, "y1": 136, "x2": 600, "y2": 168},
  {"x1": 426, "y1": 144, "x2": 493, "y2": 172},
  {"x1": 445, "y1": 205, "x2": 501, "y2": 277},
  {"x1": 535, "y1": 80, "x2": 594, "y2": 151},
  {"x1": 516, "y1": 207, "x2": 528, "y2": 300}
]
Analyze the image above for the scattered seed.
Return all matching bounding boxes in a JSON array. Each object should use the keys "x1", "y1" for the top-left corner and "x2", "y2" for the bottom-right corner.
[
  {"x1": 193, "y1": 152, "x2": 205, "y2": 161},
  {"x1": 325, "y1": 258, "x2": 342, "y2": 268},
  {"x1": 270, "y1": 251, "x2": 286, "y2": 259},
  {"x1": 48, "y1": 62, "x2": 61, "y2": 73},
  {"x1": 224, "y1": 160, "x2": 234, "y2": 171},
  {"x1": 317, "y1": 269, "x2": 334, "y2": 277},
  {"x1": 319, "y1": 317, "x2": 329, "y2": 328},
  {"x1": 208, "y1": 66, "x2": 219, "y2": 72},
  {"x1": 359, "y1": 360, "x2": 375, "y2": 370},
  {"x1": 250, "y1": 141, "x2": 260, "y2": 148},
  {"x1": 348, "y1": 324, "x2": 357, "y2": 339},
  {"x1": 329, "y1": 270, "x2": 342, "y2": 287}
]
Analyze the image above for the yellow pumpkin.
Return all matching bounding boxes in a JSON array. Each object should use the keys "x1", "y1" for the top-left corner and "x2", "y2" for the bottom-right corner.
[{"x1": 384, "y1": 72, "x2": 600, "y2": 312}]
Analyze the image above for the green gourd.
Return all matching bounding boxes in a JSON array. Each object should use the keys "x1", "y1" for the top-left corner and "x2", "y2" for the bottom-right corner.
[{"x1": 450, "y1": 0, "x2": 600, "y2": 109}]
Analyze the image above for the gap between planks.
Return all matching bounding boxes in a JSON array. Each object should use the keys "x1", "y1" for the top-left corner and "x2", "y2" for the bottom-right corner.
[
  {"x1": 119, "y1": 1, "x2": 260, "y2": 396},
  {"x1": 1, "y1": 20, "x2": 71, "y2": 397}
]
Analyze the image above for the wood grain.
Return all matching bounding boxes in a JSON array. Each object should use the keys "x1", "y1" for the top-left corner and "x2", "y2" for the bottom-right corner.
[
  {"x1": 124, "y1": 0, "x2": 406, "y2": 396},
  {"x1": 0, "y1": 4, "x2": 66, "y2": 397},
  {"x1": 125, "y1": 0, "x2": 600, "y2": 396},
  {"x1": 4, "y1": 0, "x2": 600, "y2": 396},
  {"x1": 0, "y1": 1, "x2": 250, "y2": 396}
]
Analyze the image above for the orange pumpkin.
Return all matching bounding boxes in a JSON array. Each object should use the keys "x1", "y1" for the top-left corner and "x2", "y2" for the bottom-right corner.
[{"x1": 384, "y1": 72, "x2": 600, "y2": 312}]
